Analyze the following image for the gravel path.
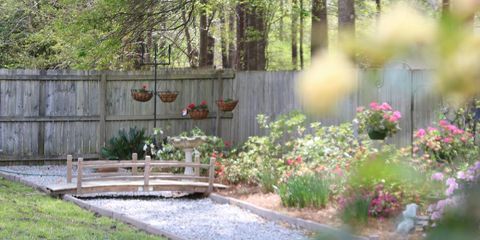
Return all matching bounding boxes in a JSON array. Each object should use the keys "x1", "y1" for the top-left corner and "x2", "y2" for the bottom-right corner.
[
  {"x1": 87, "y1": 198, "x2": 309, "y2": 240},
  {"x1": 0, "y1": 165, "x2": 310, "y2": 240}
]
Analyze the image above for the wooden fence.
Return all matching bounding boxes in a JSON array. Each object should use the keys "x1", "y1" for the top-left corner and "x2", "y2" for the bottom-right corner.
[{"x1": 0, "y1": 68, "x2": 441, "y2": 163}]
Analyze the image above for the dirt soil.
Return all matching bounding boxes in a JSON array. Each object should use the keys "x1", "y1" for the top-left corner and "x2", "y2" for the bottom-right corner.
[{"x1": 218, "y1": 185, "x2": 425, "y2": 240}]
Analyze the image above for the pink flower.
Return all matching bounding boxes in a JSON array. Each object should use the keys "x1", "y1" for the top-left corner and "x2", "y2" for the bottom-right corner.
[
  {"x1": 460, "y1": 137, "x2": 467, "y2": 143},
  {"x1": 439, "y1": 120, "x2": 449, "y2": 126},
  {"x1": 356, "y1": 106, "x2": 365, "y2": 112},
  {"x1": 370, "y1": 101, "x2": 379, "y2": 110},
  {"x1": 200, "y1": 100, "x2": 207, "y2": 106},
  {"x1": 392, "y1": 111, "x2": 402, "y2": 119},
  {"x1": 415, "y1": 129, "x2": 426, "y2": 138},
  {"x1": 443, "y1": 137, "x2": 453, "y2": 143},
  {"x1": 428, "y1": 127, "x2": 438, "y2": 133},
  {"x1": 431, "y1": 172, "x2": 444, "y2": 181},
  {"x1": 379, "y1": 102, "x2": 392, "y2": 111},
  {"x1": 457, "y1": 171, "x2": 466, "y2": 180},
  {"x1": 388, "y1": 115, "x2": 399, "y2": 123},
  {"x1": 287, "y1": 159, "x2": 293, "y2": 165},
  {"x1": 447, "y1": 125, "x2": 458, "y2": 133},
  {"x1": 296, "y1": 156, "x2": 302, "y2": 163}
]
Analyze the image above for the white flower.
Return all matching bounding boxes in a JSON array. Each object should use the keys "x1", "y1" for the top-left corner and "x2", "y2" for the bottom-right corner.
[{"x1": 143, "y1": 144, "x2": 147, "y2": 151}]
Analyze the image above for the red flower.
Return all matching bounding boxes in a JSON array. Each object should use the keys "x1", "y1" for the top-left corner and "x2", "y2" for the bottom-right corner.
[
  {"x1": 211, "y1": 152, "x2": 217, "y2": 158},
  {"x1": 187, "y1": 103, "x2": 195, "y2": 110},
  {"x1": 286, "y1": 159, "x2": 294, "y2": 165},
  {"x1": 296, "y1": 156, "x2": 302, "y2": 163},
  {"x1": 224, "y1": 141, "x2": 232, "y2": 148},
  {"x1": 142, "y1": 84, "x2": 147, "y2": 89},
  {"x1": 200, "y1": 100, "x2": 207, "y2": 106}
]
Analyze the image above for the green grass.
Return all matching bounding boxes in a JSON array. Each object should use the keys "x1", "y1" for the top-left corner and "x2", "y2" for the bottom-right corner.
[
  {"x1": 277, "y1": 173, "x2": 330, "y2": 208},
  {"x1": 0, "y1": 177, "x2": 163, "y2": 240}
]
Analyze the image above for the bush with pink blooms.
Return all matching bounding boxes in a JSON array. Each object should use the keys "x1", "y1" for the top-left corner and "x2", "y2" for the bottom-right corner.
[
  {"x1": 413, "y1": 120, "x2": 477, "y2": 166},
  {"x1": 356, "y1": 102, "x2": 402, "y2": 139}
]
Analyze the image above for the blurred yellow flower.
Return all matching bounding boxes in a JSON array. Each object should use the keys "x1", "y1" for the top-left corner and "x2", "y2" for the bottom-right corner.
[
  {"x1": 377, "y1": 3, "x2": 436, "y2": 48},
  {"x1": 298, "y1": 51, "x2": 356, "y2": 113},
  {"x1": 451, "y1": 0, "x2": 480, "y2": 19}
]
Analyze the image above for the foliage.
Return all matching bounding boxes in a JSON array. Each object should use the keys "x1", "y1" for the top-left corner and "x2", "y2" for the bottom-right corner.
[
  {"x1": 413, "y1": 120, "x2": 477, "y2": 168},
  {"x1": 277, "y1": 173, "x2": 330, "y2": 208},
  {"x1": 356, "y1": 101, "x2": 402, "y2": 138},
  {"x1": 0, "y1": 177, "x2": 160, "y2": 239},
  {"x1": 101, "y1": 127, "x2": 148, "y2": 160},
  {"x1": 187, "y1": 100, "x2": 209, "y2": 111},
  {"x1": 339, "y1": 194, "x2": 371, "y2": 227},
  {"x1": 367, "y1": 185, "x2": 400, "y2": 218}
]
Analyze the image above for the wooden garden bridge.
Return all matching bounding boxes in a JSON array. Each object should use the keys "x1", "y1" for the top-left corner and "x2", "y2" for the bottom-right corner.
[{"x1": 46, "y1": 154, "x2": 227, "y2": 196}]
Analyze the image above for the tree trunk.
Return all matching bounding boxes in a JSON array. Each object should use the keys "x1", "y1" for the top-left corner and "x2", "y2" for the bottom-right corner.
[
  {"x1": 236, "y1": 2, "x2": 246, "y2": 70},
  {"x1": 338, "y1": 0, "x2": 355, "y2": 41},
  {"x1": 311, "y1": 0, "x2": 328, "y2": 56},
  {"x1": 291, "y1": 0, "x2": 298, "y2": 70},
  {"x1": 199, "y1": 0, "x2": 210, "y2": 67},
  {"x1": 220, "y1": 10, "x2": 229, "y2": 68},
  {"x1": 256, "y1": 8, "x2": 267, "y2": 70},
  {"x1": 299, "y1": 0, "x2": 304, "y2": 69},
  {"x1": 182, "y1": 8, "x2": 198, "y2": 67},
  {"x1": 228, "y1": 10, "x2": 236, "y2": 68},
  {"x1": 279, "y1": 0, "x2": 285, "y2": 41},
  {"x1": 246, "y1": 8, "x2": 257, "y2": 70}
]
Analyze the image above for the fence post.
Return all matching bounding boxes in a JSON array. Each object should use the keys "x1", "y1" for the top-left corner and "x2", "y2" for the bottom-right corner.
[
  {"x1": 76, "y1": 158, "x2": 83, "y2": 194},
  {"x1": 66, "y1": 155, "x2": 73, "y2": 183},
  {"x1": 132, "y1": 153, "x2": 138, "y2": 175},
  {"x1": 207, "y1": 156, "x2": 216, "y2": 194},
  {"x1": 215, "y1": 70, "x2": 224, "y2": 136},
  {"x1": 98, "y1": 73, "x2": 107, "y2": 152},
  {"x1": 144, "y1": 156, "x2": 151, "y2": 191}
]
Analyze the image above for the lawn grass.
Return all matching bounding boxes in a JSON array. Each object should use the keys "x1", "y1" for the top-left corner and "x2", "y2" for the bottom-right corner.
[{"x1": 0, "y1": 177, "x2": 163, "y2": 240}]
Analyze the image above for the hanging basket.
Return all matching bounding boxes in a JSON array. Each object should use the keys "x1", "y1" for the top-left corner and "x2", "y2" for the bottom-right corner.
[
  {"x1": 189, "y1": 110, "x2": 209, "y2": 120},
  {"x1": 158, "y1": 91, "x2": 179, "y2": 103},
  {"x1": 367, "y1": 129, "x2": 388, "y2": 140},
  {"x1": 216, "y1": 100, "x2": 238, "y2": 112},
  {"x1": 131, "y1": 89, "x2": 153, "y2": 102}
]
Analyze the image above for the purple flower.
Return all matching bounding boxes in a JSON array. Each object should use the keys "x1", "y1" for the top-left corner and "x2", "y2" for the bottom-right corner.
[
  {"x1": 457, "y1": 171, "x2": 466, "y2": 180},
  {"x1": 431, "y1": 172, "x2": 444, "y2": 181}
]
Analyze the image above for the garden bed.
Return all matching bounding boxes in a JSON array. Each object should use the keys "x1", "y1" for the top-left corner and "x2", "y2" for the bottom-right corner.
[{"x1": 218, "y1": 185, "x2": 425, "y2": 240}]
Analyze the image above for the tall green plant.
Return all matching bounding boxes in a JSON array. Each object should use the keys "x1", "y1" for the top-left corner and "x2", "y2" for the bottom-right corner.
[
  {"x1": 101, "y1": 127, "x2": 148, "y2": 160},
  {"x1": 277, "y1": 173, "x2": 330, "y2": 208}
]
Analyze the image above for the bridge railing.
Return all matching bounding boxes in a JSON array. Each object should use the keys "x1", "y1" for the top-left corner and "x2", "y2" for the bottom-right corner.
[{"x1": 66, "y1": 153, "x2": 217, "y2": 194}]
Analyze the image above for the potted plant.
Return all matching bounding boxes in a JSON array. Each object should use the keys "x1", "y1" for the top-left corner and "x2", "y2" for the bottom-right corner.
[
  {"x1": 158, "y1": 90, "x2": 179, "y2": 103},
  {"x1": 131, "y1": 84, "x2": 153, "y2": 102},
  {"x1": 356, "y1": 102, "x2": 402, "y2": 140},
  {"x1": 186, "y1": 100, "x2": 209, "y2": 120},
  {"x1": 216, "y1": 98, "x2": 238, "y2": 112}
]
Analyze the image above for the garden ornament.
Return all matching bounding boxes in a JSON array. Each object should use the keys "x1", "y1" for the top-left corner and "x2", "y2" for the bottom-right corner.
[{"x1": 396, "y1": 203, "x2": 418, "y2": 234}]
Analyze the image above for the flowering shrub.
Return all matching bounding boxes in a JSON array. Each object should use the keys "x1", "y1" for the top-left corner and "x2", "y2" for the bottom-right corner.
[
  {"x1": 356, "y1": 102, "x2": 401, "y2": 138},
  {"x1": 186, "y1": 100, "x2": 208, "y2": 111},
  {"x1": 368, "y1": 185, "x2": 400, "y2": 218},
  {"x1": 413, "y1": 120, "x2": 476, "y2": 165},
  {"x1": 427, "y1": 161, "x2": 480, "y2": 222}
]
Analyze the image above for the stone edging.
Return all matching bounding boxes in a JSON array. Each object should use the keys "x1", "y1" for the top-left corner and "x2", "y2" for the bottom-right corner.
[
  {"x1": 0, "y1": 172, "x2": 183, "y2": 240},
  {"x1": 209, "y1": 193, "x2": 369, "y2": 240}
]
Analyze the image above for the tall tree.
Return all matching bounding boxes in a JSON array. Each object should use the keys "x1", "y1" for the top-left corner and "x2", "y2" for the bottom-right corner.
[
  {"x1": 220, "y1": 9, "x2": 229, "y2": 68},
  {"x1": 228, "y1": 9, "x2": 236, "y2": 68},
  {"x1": 199, "y1": 0, "x2": 214, "y2": 67},
  {"x1": 299, "y1": 0, "x2": 304, "y2": 69},
  {"x1": 311, "y1": 0, "x2": 328, "y2": 56},
  {"x1": 338, "y1": 0, "x2": 355, "y2": 41},
  {"x1": 291, "y1": 0, "x2": 298, "y2": 69},
  {"x1": 236, "y1": 1, "x2": 246, "y2": 70}
]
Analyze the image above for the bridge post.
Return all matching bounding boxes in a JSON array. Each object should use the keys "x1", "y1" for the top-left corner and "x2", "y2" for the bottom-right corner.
[
  {"x1": 76, "y1": 158, "x2": 83, "y2": 194},
  {"x1": 66, "y1": 155, "x2": 73, "y2": 183},
  {"x1": 144, "y1": 156, "x2": 151, "y2": 191},
  {"x1": 194, "y1": 150, "x2": 200, "y2": 177},
  {"x1": 132, "y1": 153, "x2": 138, "y2": 175},
  {"x1": 207, "y1": 156, "x2": 216, "y2": 194}
]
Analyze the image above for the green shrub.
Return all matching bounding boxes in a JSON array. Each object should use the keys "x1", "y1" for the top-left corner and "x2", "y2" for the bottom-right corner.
[
  {"x1": 277, "y1": 173, "x2": 330, "y2": 208},
  {"x1": 101, "y1": 127, "x2": 148, "y2": 160}
]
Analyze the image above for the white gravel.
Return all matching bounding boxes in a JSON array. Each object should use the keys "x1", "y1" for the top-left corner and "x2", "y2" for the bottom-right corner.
[
  {"x1": 0, "y1": 165, "x2": 310, "y2": 240},
  {"x1": 87, "y1": 197, "x2": 309, "y2": 240}
]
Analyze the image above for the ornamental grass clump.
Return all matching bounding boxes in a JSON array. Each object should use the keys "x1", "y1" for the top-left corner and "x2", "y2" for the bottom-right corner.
[
  {"x1": 413, "y1": 120, "x2": 476, "y2": 165},
  {"x1": 356, "y1": 102, "x2": 402, "y2": 139},
  {"x1": 277, "y1": 173, "x2": 330, "y2": 208}
]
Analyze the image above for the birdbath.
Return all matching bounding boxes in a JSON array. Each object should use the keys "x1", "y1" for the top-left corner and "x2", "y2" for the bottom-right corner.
[{"x1": 169, "y1": 136, "x2": 207, "y2": 176}]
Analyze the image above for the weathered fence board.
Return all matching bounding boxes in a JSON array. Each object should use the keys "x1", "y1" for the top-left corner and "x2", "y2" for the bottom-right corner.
[{"x1": 0, "y1": 68, "x2": 443, "y2": 163}]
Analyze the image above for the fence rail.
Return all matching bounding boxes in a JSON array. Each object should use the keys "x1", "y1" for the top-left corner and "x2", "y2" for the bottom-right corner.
[{"x1": 0, "y1": 68, "x2": 442, "y2": 163}]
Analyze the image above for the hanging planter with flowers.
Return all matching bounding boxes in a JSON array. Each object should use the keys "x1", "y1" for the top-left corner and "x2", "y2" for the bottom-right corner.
[
  {"x1": 131, "y1": 84, "x2": 154, "y2": 102},
  {"x1": 158, "y1": 90, "x2": 179, "y2": 103},
  {"x1": 185, "y1": 100, "x2": 209, "y2": 120},
  {"x1": 216, "y1": 98, "x2": 239, "y2": 112},
  {"x1": 356, "y1": 102, "x2": 402, "y2": 140}
]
